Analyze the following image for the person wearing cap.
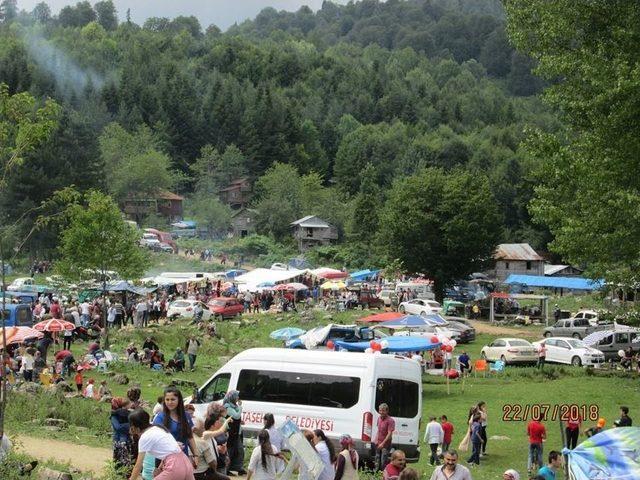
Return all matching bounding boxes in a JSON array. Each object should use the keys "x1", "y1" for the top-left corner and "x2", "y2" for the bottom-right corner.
[
  {"x1": 429, "y1": 449, "x2": 472, "y2": 480},
  {"x1": 503, "y1": 470, "x2": 519, "y2": 480},
  {"x1": 335, "y1": 434, "x2": 359, "y2": 480},
  {"x1": 584, "y1": 418, "x2": 605, "y2": 437}
]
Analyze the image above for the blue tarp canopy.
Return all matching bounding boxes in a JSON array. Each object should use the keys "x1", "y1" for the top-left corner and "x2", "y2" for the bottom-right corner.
[
  {"x1": 335, "y1": 336, "x2": 440, "y2": 352},
  {"x1": 349, "y1": 269, "x2": 381, "y2": 280},
  {"x1": 379, "y1": 314, "x2": 447, "y2": 328},
  {"x1": 564, "y1": 427, "x2": 640, "y2": 480},
  {"x1": 504, "y1": 274, "x2": 604, "y2": 291}
]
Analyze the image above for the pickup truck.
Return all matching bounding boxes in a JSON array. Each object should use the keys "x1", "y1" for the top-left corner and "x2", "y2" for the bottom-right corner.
[
  {"x1": 543, "y1": 317, "x2": 612, "y2": 340},
  {"x1": 6, "y1": 277, "x2": 49, "y2": 293}
]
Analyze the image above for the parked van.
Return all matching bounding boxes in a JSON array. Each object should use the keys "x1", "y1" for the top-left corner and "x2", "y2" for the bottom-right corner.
[
  {"x1": 595, "y1": 330, "x2": 638, "y2": 361},
  {"x1": 395, "y1": 282, "x2": 435, "y2": 300},
  {"x1": 189, "y1": 348, "x2": 422, "y2": 462},
  {"x1": 1, "y1": 304, "x2": 33, "y2": 327}
]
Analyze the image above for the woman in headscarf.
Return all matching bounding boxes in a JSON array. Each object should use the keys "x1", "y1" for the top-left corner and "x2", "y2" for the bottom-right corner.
[
  {"x1": 335, "y1": 434, "x2": 358, "y2": 480},
  {"x1": 110, "y1": 397, "x2": 132, "y2": 472},
  {"x1": 223, "y1": 390, "x2": 245, "y2": 475}
]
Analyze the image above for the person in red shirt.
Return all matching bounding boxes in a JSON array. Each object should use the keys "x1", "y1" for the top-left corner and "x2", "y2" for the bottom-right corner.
[
  {"x1": 526, "y1": 414, "x2": 546, "y2": 474},
  {"x1": 440, "y1": 415, "x2": 454, "y2": 453},
  {"x1": 565, "y1": 417, "x2": 581, "y2": 449},
  {"x1": 49, "y1": 300, "x2": 62, "y2": 319},
  {"x1": 375, "y1": 403, "x2": 396, "y2": 471},
  {"x1": 383, "y1": 450, "x2": 405, "y2": 480}
]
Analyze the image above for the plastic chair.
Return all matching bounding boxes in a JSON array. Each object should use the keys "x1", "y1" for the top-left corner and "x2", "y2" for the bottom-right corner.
[
  {"x1": 490, "y1": 360, "x2": 505, "y2": 373},
  {"x1": 474, "y1": 359, "x2": 488, "y2": 377}
]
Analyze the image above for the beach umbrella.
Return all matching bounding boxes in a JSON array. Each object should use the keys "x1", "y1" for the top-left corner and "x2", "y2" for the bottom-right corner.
[
  {"x1": 285, "y1": 282, "x2": 309, "y2": 291},
  {"x1": 358, "y1": 312, "x2": 404, "y2": 323},
  {"x1": 0, "y1": 326, "x2": 43, "y2": 348},
  {"x1": 314, "y1": 268, "x2": 349, "y2": 279},
  {"x1": 564, "y1": 427, "x2": 640, "y2": 480},
  {"x1": 257, "y1": 281, "x2": 275, "y2": 288},
  {"x1": 33, "y1": 318, "x2": 75, "y2": 332},
  {"x1": 274, "y1": 284, "x2": 293, "y2": 291},
  {"x1": 269, "y1": 327, "x2": 306, "y2": 341},
  {"x1": 320, "y1": 280, "x2": 346, "y2": 290}
]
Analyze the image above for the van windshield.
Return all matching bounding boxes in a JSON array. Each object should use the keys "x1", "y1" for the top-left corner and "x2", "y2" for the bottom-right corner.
[
  {"x1": 237, "y1": 369, "x2": 360, "y2": 409},
  {"x1": 375, "y1": 378, "x2": 419, "y2": 418}
]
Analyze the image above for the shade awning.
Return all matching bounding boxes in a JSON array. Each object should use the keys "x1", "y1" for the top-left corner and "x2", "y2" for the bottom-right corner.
[{"x1": 504, "y1": 274, "x2": 604, "y2": 291}]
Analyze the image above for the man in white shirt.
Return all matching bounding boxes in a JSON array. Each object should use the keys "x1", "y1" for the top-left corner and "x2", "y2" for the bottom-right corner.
[
  {"x1": 424, "y1": 416, "x2": 444, "y2": 466},
  {"x1": 80, "y1": 301, "x2": 91, "y2": 326}
]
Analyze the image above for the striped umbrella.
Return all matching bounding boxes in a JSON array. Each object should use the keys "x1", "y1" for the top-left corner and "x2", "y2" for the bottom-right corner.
[
  {"x1": 0, "y1": 326, "x2": 43, "y2": 348},
  {"x1": 33, "y1": 318, "x2": 75, "y2": 332}
]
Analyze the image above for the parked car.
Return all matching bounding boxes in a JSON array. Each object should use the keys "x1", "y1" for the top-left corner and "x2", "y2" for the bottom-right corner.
[
  {"x1": 207, "y1": 297, "x2": 244, "y2": 320},
  {"x1": 481, "y1": 338, "x2": 537, "y2": 364},
  {"x1": 355, "y1": 289, "x2": 384, "y2": 309},
  {"x1": 532, "y1": 338, "x2": 605, "y2": 367},
  {"x1": 399, "y1": 299, "x2": 443, "y2": 316},
  {"x1": 377, "y1": 289, "x2": 396, "y2": 307},
  {"x1": 167, "y1": 300, "x2": 212, "y2": 321},
  {"x1": 543, "y1": 317, "x2": 608, "y2": 339},
  {"x1": 444, "y1": 318, "x2": 476, "y2": 343},
  {"x1": 594, "y1": 330, "x2": 638, "y2": 361},
  {"x1": 270, "y1": 263, "x2": 289, "y2": 271},
  {"x1": 393, "y1": 325, "x2": 460, "y2": 342},
  {"x1": 573, "y1": 309, "x2": 599, "y2": 326},
  {"x1": 286, "y1": 325, "x2": 386, "y2": 349},
  {"x1": 152, "y1": 242, "x2": 175, "y2": 253},
  {"x1": 140, "y1": 233, "x2": 161, "y2": 249}
]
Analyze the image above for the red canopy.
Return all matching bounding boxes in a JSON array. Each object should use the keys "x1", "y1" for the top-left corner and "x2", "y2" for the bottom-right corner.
[
  {"x1": 274, "y1": 284, "x2": 293, "y2": 291},
  {"x1": 358, "y1": 312, "x2": 405, "y2": 323},
  {"x1": 34, "y1": 318, "x2": 75, "y2": 332},
  {"x1": 0, "y1": 327, "x2": 43, "y2": 348}
]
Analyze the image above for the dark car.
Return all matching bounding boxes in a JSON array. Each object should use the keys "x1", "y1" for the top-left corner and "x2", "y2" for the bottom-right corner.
[
  {"x1": 444, "y1": 317, "x2": 476, "y2": 343},
  {"x1": 356, "y1": 289, "x2": 385, "y2": 309}
]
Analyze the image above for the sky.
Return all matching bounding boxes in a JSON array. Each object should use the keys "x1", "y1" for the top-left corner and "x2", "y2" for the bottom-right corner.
[{"x1": 17, "y1": 0, "x2": 351, "y2": 30}]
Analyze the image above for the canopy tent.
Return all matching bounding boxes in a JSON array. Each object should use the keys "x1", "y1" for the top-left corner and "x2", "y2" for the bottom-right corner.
[
  {"x1": 378, "y1": 314, "x2": 448, "y2": 329},
  {"x1": 349, "y1": 269, "x2": 381, "y2": 281},
  {"x1": 234, "y1": 268, "x2": 308, "y2": 292},
  {"x1": 321, "y1": 281, "x2": 346, "y2": 290},
  {"x1": 334, "y1": 336, "x2": 440, "y2": 353},
  {"x1": 358, "y1": 312, "x2": 404, "y2": 323},
  {"x1": 582, "y1": 325, "x2": 640, "y2": 347},
  {"x1": 504, "y1": 274, "x2": 604, "y2": 291},
  {"x1": 564, "y1": 427, "x2": 640, "y2": 480},
  {"x1": 105, "y1": 281, "x2": 156, "y2": 295},
  {"x1": 0, "y1": 326, "x2": 43, "y2": 348},
  {"x1": 309, "y1": 268, "x2": 348, "y2": 279}
]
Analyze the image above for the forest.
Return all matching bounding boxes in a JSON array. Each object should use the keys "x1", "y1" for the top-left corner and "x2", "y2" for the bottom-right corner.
[{"x1": 0, "y1": 0, "x2": 562, "y2": 276}]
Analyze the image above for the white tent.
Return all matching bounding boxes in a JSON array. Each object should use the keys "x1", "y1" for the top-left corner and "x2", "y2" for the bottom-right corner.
[{"x1": 234, "y1": 268, "x2": 308, "y2": 292}]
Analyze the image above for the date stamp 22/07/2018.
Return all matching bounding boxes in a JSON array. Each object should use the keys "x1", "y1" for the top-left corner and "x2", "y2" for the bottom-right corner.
[{"x1": 502, "y1": 404, "x2": 599, "y2": 422}]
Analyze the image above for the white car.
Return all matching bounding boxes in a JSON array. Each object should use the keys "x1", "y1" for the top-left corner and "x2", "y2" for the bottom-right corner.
[
  {"x1": 7, "y1": 277, "x2": 35, "y2": 291},
  {"x1": 377, "y1": 289, "x2": 395, "y2": 307},
  {"x1": 532, "y1": 337, "x2": 605, "y2": 367},
  {"x1": 398, "y1": 299, "x2": 443, "y2": 316},
  {"x1": 270, "y1": 263, "x2": 289, "y2": 270},
  {"x1": 167, "y1": 300, "x2": 212, "y2": 321},
  {"x1": 393, "y1": 325, "x2": 460, "y2": 341},
  {"x1": 573, "y1": 309, "x2": 599, "y2": 326},
  {"x1": 140, "y1": 233, "x2": 160, "y2": 248},
  {"x1": 481, "y1": 338, "x2": 537, "y2": 364}
]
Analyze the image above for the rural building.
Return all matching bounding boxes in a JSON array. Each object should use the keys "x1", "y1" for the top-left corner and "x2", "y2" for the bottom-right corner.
[
  {"x1": 291, "y1": 215, "x2": 338, "y2": 252},
  {"x1": 493, "y1": 243, "x2": 544, "y2": 281},
  {"x1": 123, "y1": 189, "x2": 183, "y2": 223},
  {"x1": 544, "y1": 264, "x2": 584, "y2": 277},
  {"x1": 231, "y1": 208, "x2": 256, "y2": 238},
  {"x1": 219, "y1": 177, "x2": 252, "y2": 210}
]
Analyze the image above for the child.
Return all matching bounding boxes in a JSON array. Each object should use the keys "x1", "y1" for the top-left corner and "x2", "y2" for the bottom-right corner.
[
  {"x1": 74, "y1": 368, "x2": 84, "y2": 393},
  {"x1": 83, "y1": 378, "x2": 95, "y2": 399}
]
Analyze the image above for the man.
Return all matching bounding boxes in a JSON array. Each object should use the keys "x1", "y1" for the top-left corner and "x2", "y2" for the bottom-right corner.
[
  {"x1": 441, "y1": 415, "x2": 454, "y2": 453},
  {"x1": 526, "y1": 414, "x2": 546, "y2": 474},
  {"x1": 424, "y1": 416, "x2": 444, "y2": 466},
  {"x1": 135, "y1": 300, "x2": 146, "y2": 328},
  {"x1": 537, "y1": 342, "x2": 547, "y2": 370},
  {"x1": 584, "y1": 417, "x2": 605, "y2": 437},
  {"x1": 37, "y1": 333, "x2": 53, "y2": 362},
  {"x1": 553, "y1": 304, "x2": 561, "y2": 322},
  {"x1": 186, "y1": 336, "x2": 201, "y2": 371},
  {"x1": 458, "y1": 351, "x2": 471, "y2": 376},
  {"x1": 430, "y1": 449, "x2": 472, "y2": 480},
  {"x1": 382, "y1": 450, "x2": 405, "y2": 480},
  {"x1": 80, "y1": 299, "x2": 91, "y2": 326},
  {"x1": 142, "y1": 337, "x2": 159, "y2": 352},
  {"x1": 374, "y1": 403, "x2": 395, "y2": 471},
  {"x1": 537, "y1": 451, "x2": 562, "y2": 480},
  {"x1": 615, "y1": 406, "x2": 632, "y2": 427},
  {"x1": 503, "y1": 469, "x2": 520, "y2": 480}
]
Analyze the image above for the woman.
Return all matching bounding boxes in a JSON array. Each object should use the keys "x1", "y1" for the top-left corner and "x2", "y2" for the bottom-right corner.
[
  {"x1": 153, "y1": 386, "x2": 198, "y2": 458},
  {"x1": 205, "y1": 403, "x2": 232, "y2": 475},
  {"x1": 246, "y1": 429, "x2": 285, "y2": 480},
  {"x1": 477, "y1": 401, "x2": 488, "y2": 455},
  {"x1": 21, "y1": 347, "x2": 35, "y2": 382},
  {"x1": 457, "y1": 404, "x2": 477, "y2": 452},
  {"x1": 313, "y1": 429, "x2": 336, "y2": 480},
  {"x1": 127, "y1": 387, "x2": 142, "y2": 410},
  {"x1": 335, "y1": 434, "x2": 358, "y2": 480},
  {"x1": 128, "y1": 408, "x2": 195, "y2": 480},
  {"x1": 263, "y1": 414, "x2": 284, "y2": 451},
  {"x1": 223, "y1": 390, "x2": 245, "y2": 475},
  {"x1": 110, "y1": 397, "x2": 132, "y2": 471}
]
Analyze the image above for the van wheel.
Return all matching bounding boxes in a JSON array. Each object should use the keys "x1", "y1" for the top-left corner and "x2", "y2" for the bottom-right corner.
[
  {"x1": 481, "y1": 352, "x2": 487, "y2": 360},
  {"x1": 571, "y1": 356, "x2": 582, "y2": 367},
  {"x1": 572, "y1": 333, "x2": 581, "y2": 339},
  {"x1": 420, "y1": 311, "x2": 427, "y2": 317}
]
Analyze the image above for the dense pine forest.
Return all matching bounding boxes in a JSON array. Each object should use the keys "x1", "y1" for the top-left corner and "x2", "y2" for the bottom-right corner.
[{"x1": 0, "y1": 0, "x2": 561, "y2": 270}]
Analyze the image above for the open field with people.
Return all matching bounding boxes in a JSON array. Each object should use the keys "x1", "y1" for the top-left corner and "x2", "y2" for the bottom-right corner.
[{"x1": 4, "y1": 305, "x2": 637, "y2": 480}]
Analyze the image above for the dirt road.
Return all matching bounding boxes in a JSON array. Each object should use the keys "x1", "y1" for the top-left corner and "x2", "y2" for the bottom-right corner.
[
  {"x1": 467, "y1": 319, "x2": 540, "y2": 338},
  {"x1": 15, "y1": 435, "x2": 111, "y2": 474}
]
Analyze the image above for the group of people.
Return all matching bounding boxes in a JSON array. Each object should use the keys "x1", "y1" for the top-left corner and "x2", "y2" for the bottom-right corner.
[{"x1": 124, "y1": 336, "x2": 201, "y2": 372}]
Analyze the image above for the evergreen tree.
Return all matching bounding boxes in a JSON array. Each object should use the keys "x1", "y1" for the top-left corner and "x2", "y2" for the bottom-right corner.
[{"x1": 94, "y1": 0, "x2": 118, "y2": 31}]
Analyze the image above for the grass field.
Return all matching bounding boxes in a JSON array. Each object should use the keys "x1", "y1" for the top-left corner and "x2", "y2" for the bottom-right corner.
[{"x1": 5, "y1": 307, "x2": 638, "y2": 480}]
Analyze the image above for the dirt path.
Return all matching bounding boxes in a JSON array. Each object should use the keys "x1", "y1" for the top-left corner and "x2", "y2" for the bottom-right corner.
[
  {"x1": 15, "y1": 435, "x2": 111, "y2": 474},
  {"x1": 467, "y1": 319, "x2": 540, "y2": 338}
]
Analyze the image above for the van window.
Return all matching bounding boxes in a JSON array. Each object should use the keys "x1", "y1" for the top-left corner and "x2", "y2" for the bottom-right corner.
[
  {"x1": 598, "y1": 335, "x2": 613, "y2": 346},
  {"x1": 200, "y1": 373, "x2": 231, "y2": 403},
  {"x1": 615, "y1": 333, "x2": 631, "y2": 343},
  {"x1": 375, "y1": 378, "x2": 419, "y2": 418},
  {"x1": 237, "y1": 369, "x2": 360, "y2": 409},
  {"x1": 16, "y1": 307, "x2": 30, "y2": 326}
]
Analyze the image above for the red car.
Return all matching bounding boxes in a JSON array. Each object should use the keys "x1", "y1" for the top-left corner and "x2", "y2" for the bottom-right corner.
[{"x1": 207, "y1": 297, "x2": 244, "y2": 320}]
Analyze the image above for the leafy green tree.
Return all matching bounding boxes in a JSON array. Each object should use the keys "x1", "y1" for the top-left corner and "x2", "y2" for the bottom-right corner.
[
  {"x1": 32, "y1": 2, "x2": 51, "y2": 24},
  {"x1": 191, "y1": 144, "x2": 248, "y2": 194},
  {"x1": 0, "y1": 0, "x2": 17, "y2": 23},
  {"x1": 186, "y1": 195, "x2": 232, "y2": 239},
  {"x1": 94, "y1": 0, "x2": 117, "y2": 31},
  {"x1": 505, "y1": 0, "x2": 640, "y2": 282},
  {"x1": 378, "y1": 168, "x2": 501, "y2": 298},
  {"x1": 351, "y1": 163, "x2": 381, "y2": 241}
]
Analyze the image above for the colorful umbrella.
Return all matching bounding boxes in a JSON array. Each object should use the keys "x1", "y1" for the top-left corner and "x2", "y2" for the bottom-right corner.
[
  {"x1": 358, "y1": 312, "x2": 404, "y2": 323},
  {"x1": 285, "y1": 282, "x2": 309, "y2": 291},
  {"x1": 320, "y1": 280, "x2": 346, "y2": 290},
  {"x1": 0, "y1": 326, "x2": 43, "y2": 348},
  {"x1": 564, "y1": 427, "x2": 640, "y2": 480},
  {"x1": 33, "y1": 318, "x2": 75, "y2": 332},
  {"x1": 314, "y1": 268, "x2": 348, "y2": 279},
  {"x1": 274, "y1": 284, "x2": 293, "y2": 291},
  {"x1": 270, "y1": 327, "x2": 306, "y2": 341}
]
